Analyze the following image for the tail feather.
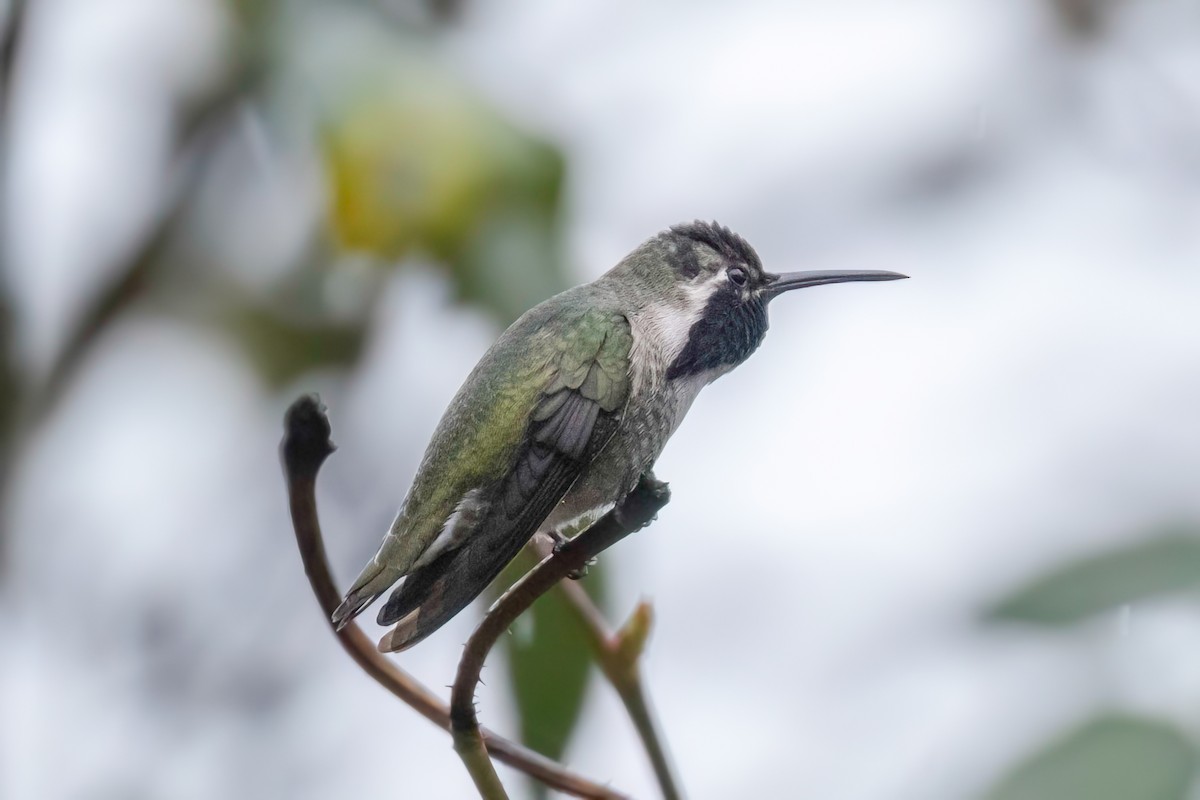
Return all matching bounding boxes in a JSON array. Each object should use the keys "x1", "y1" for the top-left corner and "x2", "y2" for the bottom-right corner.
[
  {"x1": 376, "y1": 610, "x2": 422, "y2": 653},
  {"x1": 330, "y1": 560, "x2": 404, "y2": 631},
  {"x1": 376, "y1": 524, "x2": 531, "y2": 653},
  {"x1": 373, "y1": 551, "x2": 463, "y2": 652},
  {"x1": 376, "y1": 550, "x2": 453, "y2": 626}
]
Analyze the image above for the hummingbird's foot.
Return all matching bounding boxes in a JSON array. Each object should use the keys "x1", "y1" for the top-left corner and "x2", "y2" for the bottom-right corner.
[
  {"x1": 613, "y1": 472, "x2": 671, "y2": 532},
  {"x1": 639, "y1": 471, "x2": 670, "y2": 498},
  {"x1": 565, "y1": 556, "x2": 596, "y2": 580},
  {"x1": 546, "y1": 530, "x2": 594, "y2": 579}
]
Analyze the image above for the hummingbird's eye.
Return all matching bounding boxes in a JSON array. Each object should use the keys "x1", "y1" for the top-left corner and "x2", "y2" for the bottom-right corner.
[{"x1": 727, "y1": 266, "x2": 749, "y2": 287}]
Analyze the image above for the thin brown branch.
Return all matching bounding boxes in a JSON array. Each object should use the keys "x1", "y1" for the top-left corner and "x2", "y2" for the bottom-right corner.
[
  {"x1": 607, "y1": 653, "x2": 681, "y2": 800},
  {"x1": 454, "y1": 724, "x2": 510, "y2": 800},
  {"x1": 449, "y1": 473, "x2": 671, "y2": 797},
  {"x1": 280, "y1": 394, "x2": 627, "y2": 800}
]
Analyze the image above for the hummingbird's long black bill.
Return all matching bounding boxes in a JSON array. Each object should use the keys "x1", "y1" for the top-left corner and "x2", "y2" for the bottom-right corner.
[{"x1": 765, "y1": 269, "x2": 909, "y2": 298}]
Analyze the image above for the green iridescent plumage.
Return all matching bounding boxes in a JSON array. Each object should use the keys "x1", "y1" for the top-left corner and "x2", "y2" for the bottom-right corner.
[{"x1": 333, "y1": 295, "x2": 631, "y2": 651}]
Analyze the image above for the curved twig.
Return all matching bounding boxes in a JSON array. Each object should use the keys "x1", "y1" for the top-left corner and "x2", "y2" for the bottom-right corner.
[
  {"x1": 449, "y1": 474, "x2": 671, "y2": 796},
  {"x1": 280, "y1": 394, "x2": 627, "y2": 800}
]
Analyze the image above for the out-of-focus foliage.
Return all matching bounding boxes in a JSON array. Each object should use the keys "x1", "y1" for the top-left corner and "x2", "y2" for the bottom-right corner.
[
  {"x1": 982, "y1": 523, "x2": 1200, "y2": 798},
  {"x1": 1047, "y1": 0, "x2": 1116, "y2": 39},
  {"x1": 0, "y1": 298, "x2": 15, "y2": 437},
  {"x1": 984, "y1": 528, "x2": 1200, "y2": 626},
  {"x1": 222, "y1": 301, "x2": 368, "y2": 387},
  {"x1": 983, "y1": 715, "x2": 1198, "y2": 800},
  {"x1": 612, "y1": 599, "x2": 652, "y2": 669},
  {"x1": 306, "y1": 11, "x2": 569, "y2": 324}
]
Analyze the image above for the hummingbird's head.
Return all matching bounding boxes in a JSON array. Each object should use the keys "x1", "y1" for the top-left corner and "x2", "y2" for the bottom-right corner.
[{"x1": 614, "y1": 221, "x2": 907, "y2": 380}]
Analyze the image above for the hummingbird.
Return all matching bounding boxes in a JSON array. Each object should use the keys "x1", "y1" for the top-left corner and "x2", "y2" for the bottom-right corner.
[{"x1": 332, "y1": 221, "x2": 906, "y2": 652}]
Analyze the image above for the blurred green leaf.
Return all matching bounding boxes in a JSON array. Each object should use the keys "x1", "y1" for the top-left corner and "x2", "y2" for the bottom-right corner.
[
  {"x1": 321, "y1": 84, "x2": 491, "y2": 260},
  {"x1": 984, "y1": 530, "x2": 1200, "y2": 626},
  {"x1": 498, "y1": 548, "x2": 604, "y2": 791},
  {"x1": 223, "y1": 304, "x2": 368, "y2": 387},
  {"x1": 312, "y1": 30, "x2": 570, "y2": 324},
  {"x1": 983, "y1": 715, "x2": 1198, "y2": 800},
  {"x1": 452, "y1": 204, "x2": 568, "y2": 326}
]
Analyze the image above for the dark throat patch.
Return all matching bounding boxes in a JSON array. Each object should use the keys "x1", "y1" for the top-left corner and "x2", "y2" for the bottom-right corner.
[{"x1": 667, "y1": 289, "x2": 768, "y2": 379}]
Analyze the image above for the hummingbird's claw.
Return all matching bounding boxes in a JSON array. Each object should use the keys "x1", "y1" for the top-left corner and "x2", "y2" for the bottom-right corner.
[
  {"x1": 545, "y1": 529, "x2": 592, "y2": 578},
  {"x1": 565, "y1": 556, "x2": 597, "y2": 581},
  {"x1": 639, "y1": 471, "x2": 670, "y2": 499}
]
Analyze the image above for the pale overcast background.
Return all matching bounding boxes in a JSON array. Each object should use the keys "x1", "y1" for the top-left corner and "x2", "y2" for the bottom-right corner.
[{"x1": 3, "y1": 0, "x2": 1199, "y2": 798}]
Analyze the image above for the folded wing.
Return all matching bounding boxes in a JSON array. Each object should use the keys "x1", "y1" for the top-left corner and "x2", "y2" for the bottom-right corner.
[{"x1": 376, "y1": 310, "x2": 631, "y2": 652}]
